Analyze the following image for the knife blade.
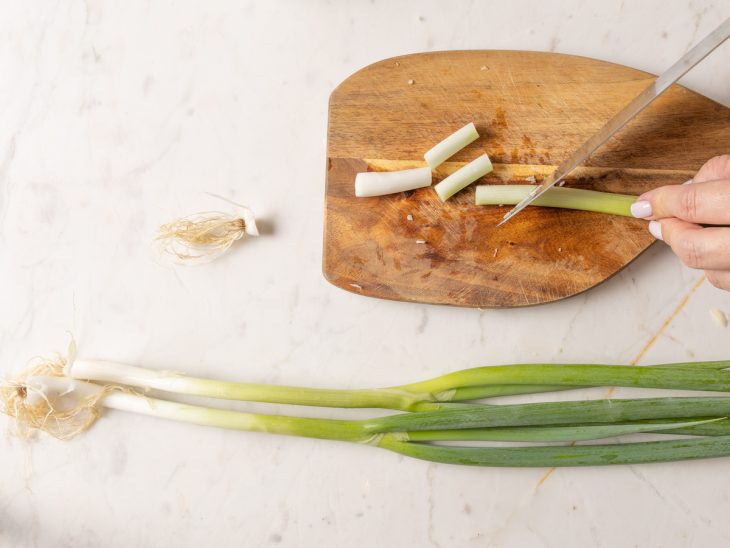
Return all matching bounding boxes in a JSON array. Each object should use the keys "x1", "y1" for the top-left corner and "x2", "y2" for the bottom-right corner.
[{"x1": 497, "y1": 16, "x2": 730, "y2": 227}]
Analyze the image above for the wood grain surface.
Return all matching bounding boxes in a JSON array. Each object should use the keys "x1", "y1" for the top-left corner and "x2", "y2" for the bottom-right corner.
[{"x1": 323, "y1": 51, "x2": 730, "y2": 307}]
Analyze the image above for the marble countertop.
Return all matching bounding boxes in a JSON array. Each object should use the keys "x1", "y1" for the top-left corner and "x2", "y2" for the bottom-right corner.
[{"x1": 2, "y1": 1, "x2": 730, "y2": 546}]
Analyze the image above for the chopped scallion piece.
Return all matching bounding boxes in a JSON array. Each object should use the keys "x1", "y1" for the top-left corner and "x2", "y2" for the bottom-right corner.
[
  {"x1": 355, "y1": 166, "x2": 432, "y2": 197},
  {"x1": 424, "y1": 122, "x2": 479, "y2": 168},
  {"x1": 434, "y1": 153, "x2": 493, "y2": 201}
]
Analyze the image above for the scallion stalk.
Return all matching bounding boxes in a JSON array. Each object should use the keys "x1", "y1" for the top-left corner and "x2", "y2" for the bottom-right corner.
[
  {"x1": 102, "y1": 391, "x2": 370, "y2": 442},
  {"x1": 434, "y1": 153, "x2": 493, "y2": 201},
  {"x1": 396, "y1": 362, "x2": 730, "y2": 400},
  {"x1": 440, "y1": 360, "x2": 730, "y2": 401},
  {"x1": 661, "y1": 419, "x2": 730, "y2": 437},
  {"x1": 403, "y1": 418, "x2": 723, "y2": 443},
  {"x1": 379, "y1": 435, "x2": 730, "y2": 468},
  {"x1": 354, "y1": 166, "x2": 432, "y2": 197},
  {"x1": 10, "y1": 374, "x2": 730, "y2": 468},
  {"x1": 67, "y1": 359, "x2": 424, "y2": 410},
  {"x1": 475, "y1": 185, "x2": 637, "y2": 216},
  {"x1": 424, "y1": 122, "x2": 479, "y2": 169},
  {"x1": 366, "y1": 397, "x2": 730, "y2": 433},
  {"x1": 66, "y1": 359, "x2": 730, "y2": 412}
]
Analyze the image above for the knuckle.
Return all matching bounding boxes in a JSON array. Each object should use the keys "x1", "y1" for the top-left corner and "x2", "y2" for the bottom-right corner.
[
  {"x1": 708, "y1": 155, "x2": 730, "y2": 179},
  {"x1": 678, "y1": 186, "x2": 700, "y2": 221},
  {"x1": 676, "y1": 237, "x2": 705, "y2": 269},
  {"x1": 695, "y1": 155, "x2": 730, "y2": 184},
  {"x1": 705, "y1": 271, "x2": 728, "y2": 290},
  {"x1": 706, "y1": 272, "x2": 720, "y2": 288}
]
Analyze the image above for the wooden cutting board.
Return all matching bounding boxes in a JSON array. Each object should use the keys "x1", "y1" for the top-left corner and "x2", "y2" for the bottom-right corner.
[{"x1": 323, "y1": 51, "x2": 730, "y2": 308}]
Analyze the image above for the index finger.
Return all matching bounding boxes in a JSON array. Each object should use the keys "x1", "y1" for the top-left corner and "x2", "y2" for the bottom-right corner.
[{"x1": 633, "y1": 180, "x2": 730, "y2": 225}]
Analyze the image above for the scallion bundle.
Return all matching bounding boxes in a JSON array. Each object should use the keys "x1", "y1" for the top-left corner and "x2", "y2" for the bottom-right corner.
[{"x1": 5, "y1": 354, "x2": 730, "y2": 467}]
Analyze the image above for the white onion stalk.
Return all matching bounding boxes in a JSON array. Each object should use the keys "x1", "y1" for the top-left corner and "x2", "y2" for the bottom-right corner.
[
  {"x1": 434, "y1": 153, "x2": 493, "y2": 202},
  {"x1": 354, "y1": 166, "x2": 432, "y2": 197},
  {"x1": 424, "y1": 122, "x2": 479, "y2": 168}
]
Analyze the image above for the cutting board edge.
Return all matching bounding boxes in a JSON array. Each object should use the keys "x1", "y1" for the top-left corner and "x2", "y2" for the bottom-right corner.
[
  {"x1": 329, "y1": 49, "x2": 651, "y2": 102},
  {"x1": 321, "y1": 238, "x2": 659, "y2": 309},
  {"x1": 328, "y1": 49, "x2": 730, "y2": 113}
]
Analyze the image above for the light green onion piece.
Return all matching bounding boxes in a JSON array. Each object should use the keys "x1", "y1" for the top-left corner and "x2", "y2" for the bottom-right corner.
[
  {"x1": 355, "y1": 166, "x2": 432, "y2": 197},
  {"x1": 475, "y1": 184, "x2": 637, "y2": 216},
  {"x1": 424, "y1": 122, "x2": 480, "y2": 168},
  {"x1": 434, "y1": 153, "x2": 493, "y2": 202}
]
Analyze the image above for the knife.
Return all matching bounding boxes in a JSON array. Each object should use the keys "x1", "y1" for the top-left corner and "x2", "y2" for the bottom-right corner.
[{"x1": 497, "y1": 16, "x2": 730, "y2": 227}]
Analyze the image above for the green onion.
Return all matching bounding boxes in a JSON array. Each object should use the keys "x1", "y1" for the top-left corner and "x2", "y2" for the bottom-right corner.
[
  {"x1": 424, "y1": 122, "x2": 479, "y2": 168},
  {"x1": 644, "y1": 418, "x2": 730, "y2": 437},
  {"x1": 379, "y1": 435, "x2": 730, "y2": 468},
  {"x1": 448, "y1": 361, "x2": 730, "y2": 400},
  {"x1": 404, "y1": 418, "x2": 723, "y2": 443},
  {"x1": 396, "y1": 362, "x2": 730, "y2": 400},
  {"x1": 475, "y1": 185, "x2": 637, "y2": 216},
  {"x1": 16, "y1": 376, "x2": 372, "y2": 442},
  {"x1": 434, "y1": 153, "x2": 493, "y2": 201},
  {"x1": 103, "y1": 391, "x2": 370, "y2": 442},
  {"x1": 367, "y1": 397, "x2": 730, "y2": 433},
  {"x1": 10, "y1": 372, "x2": 730, "y2": 468},
  {"x1": 355, "y1": 166, "x2": 432, "y2": 197},
  {"x1": 448, "y1": 383, "x2": 573, "y2": 400},
  {"x1": 67, "y1": 359, "x2": 424, "y2": 411},
  {"x1": 66, "y1": 359, "x2": 730, "y2": 412}
]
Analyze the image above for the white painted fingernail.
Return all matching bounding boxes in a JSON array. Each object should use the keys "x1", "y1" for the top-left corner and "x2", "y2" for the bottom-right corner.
[
  {"x1": 648, "y1": 220, "x2": 663, "y2": 240},
  {"x1": 682, "y1": 178, "x2": 695, "y2": 185},
  {"x1": 631, "y1": 200, "x2": 652, "y2": 218}
]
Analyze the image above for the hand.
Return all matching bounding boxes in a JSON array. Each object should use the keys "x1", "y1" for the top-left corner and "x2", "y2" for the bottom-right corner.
[{"x1": 630, "y1": 155, "x2": 730, "y2": 291}]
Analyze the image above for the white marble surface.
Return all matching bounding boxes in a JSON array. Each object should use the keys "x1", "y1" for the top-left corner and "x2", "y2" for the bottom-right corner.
[{"x1": 2, "y1": 1, "x2": 730, "y2": 546}]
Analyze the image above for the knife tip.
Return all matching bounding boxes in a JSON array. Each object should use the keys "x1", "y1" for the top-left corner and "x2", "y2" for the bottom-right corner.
[{"x1": 495, "y1": 215, "x2": 510, "y2": 227}]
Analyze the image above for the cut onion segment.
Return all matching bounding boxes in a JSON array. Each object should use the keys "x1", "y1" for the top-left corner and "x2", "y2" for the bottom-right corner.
[
  {"x1": 424, "y1": 122, "x2": 479, "y2": 168},
  {"x1": 475, "y1": 185, "x2": 636, "y2": 217},
  {"x1": 434, "y1": 153, "x2": 493, "y2": 202},
  {"x1": 355, "y1": 166, "x2": 432, "y2": 197}
]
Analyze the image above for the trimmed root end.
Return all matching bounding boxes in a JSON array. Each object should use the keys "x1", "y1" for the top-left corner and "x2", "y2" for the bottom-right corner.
[
  {"x1": 157, "y1": 212, "x2": 250, "y2": 263},
  {"x1": 0, "y1": 355, "x2": 105, "y2": 440}
]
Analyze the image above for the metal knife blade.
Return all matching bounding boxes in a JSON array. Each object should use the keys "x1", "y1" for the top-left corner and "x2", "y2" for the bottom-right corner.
[{"x1": 497, "y1": 16, "x2": 730, "y2": 227}]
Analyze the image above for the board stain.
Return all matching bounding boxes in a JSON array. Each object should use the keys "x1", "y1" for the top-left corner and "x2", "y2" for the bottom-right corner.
[{"x1": 491, "y1": 107, "x2": 508, "y2": 129}]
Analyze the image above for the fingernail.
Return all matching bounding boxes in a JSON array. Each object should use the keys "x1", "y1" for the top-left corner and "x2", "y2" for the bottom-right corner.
[
  {"x1": 682, "y1": 178, "x2": 695, "y2": 185},
  {"x1": 649, "y1": 220, "x2": 663, "y2": 241},
  {"x1": 631, "y1": 200, "x2": 653, "y2": 218}
]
